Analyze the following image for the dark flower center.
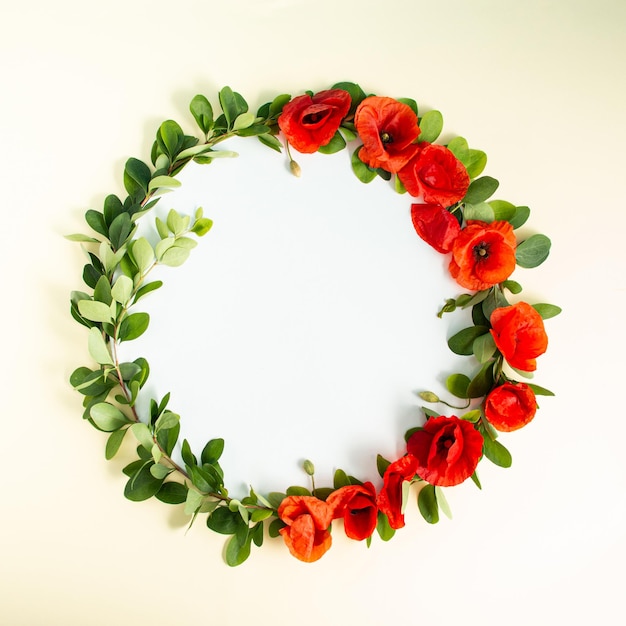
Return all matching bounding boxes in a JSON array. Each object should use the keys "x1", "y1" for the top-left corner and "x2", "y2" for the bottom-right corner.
[
  {"x1": 473, "y1": 241, "x2": 490, "y2": 260},
  {"x1": 437, "y1": 435, "x2": 455, "y2": 453},
  {"x1": 380, "y1": 131, "x2": 393, "y2": 144}
]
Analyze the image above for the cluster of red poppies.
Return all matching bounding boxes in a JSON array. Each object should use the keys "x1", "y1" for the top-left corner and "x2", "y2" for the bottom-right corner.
[{"x1": 275, "y1": 88, "x2": 549, "y2": 563}]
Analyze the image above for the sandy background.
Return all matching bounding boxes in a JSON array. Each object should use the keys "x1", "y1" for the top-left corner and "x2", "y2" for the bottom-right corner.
[{"x1": 2, "y1": 1, "x2": 625, "y2": 624}]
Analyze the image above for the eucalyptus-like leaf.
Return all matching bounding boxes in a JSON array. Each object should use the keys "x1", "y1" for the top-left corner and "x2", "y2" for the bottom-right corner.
[
  {"x1": 148, "y1": 175, "x2": 181, "y2": 192},
  {"x1": 435, "y1": 486, "x2": 453, "y2": 520},
  {"x1": 111, "y1": 275, "x2": 133, "y2": 305},
  {"x1": 418, "y1": 110, "x2": 443, "y2": 143},
  {"x1": 532, "y1": 303, "x2": 562, "y2": 319},
  {"x1": 447, "y1": 325, "x2": 489, "y2": 356},
  {"x1": 87, "y1": 327, "x2": 114, "y2": 365},
  {"x1": 464, "y1": 176, "x2": 499, "y2": 204},
  {"x1": 130, "y1": 422, "x2": 154, "y2": 451},
  {"x1": 463, "y1": 202, "x2": 495, "y2": 222},
  {"x1": 90, "y1": 402, "x2": 130, "y2": 431},
  {"x1": 516, "y1": 234, "x2": 551, "y2": 268},
  {"x1": 473, "y1": 332, "x2": 497, "y2": 363}
]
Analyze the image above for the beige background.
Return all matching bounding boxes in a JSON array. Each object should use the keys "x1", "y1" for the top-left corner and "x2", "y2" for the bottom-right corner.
[{"x1": 2, "y1": 1, "x2": 625, "y2": 624}]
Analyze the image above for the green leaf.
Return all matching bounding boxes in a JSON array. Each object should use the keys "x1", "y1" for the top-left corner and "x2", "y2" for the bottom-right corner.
[
  {"x1": 105, "y1": 428, "x2": 128, "y2": 459},
  {"x1": 333, "y1": 469, "x2": 350, "y2": 488},
  {"x1": 527, "y1": 383, "x2": 555, "y2": 396},
  {"x1": 447, "y1": 325, "x2": 489, "y2": 356},
  {"x1": 133, "y1": 280, "x2": 162, "y2": 304},
  {"x1": 257, "y1": 133, "x2": 283, "y2": 153},
  {"x1": 207, "y1": 506, "x2": 241, "y2": 535},
  {"x1": 473, "y1": 333, "x2": 497, "y2": 363},
  {"x1": 396, "y1": 97, "x2": 418, "y2": 116},
  {"x1": 376, "y1": 454, "x2": 391, "y2": 478},
  {"x1": 118, "y1": 312, "x2": 150, "y2": 342},
  {"x1": 156, "y1": 481, "x2": 188, "y2": 505},
  {"x1": 130, "y1": 237, "x2": 155, "y2": 274},
  {"x1": 87, "y1": 327, "x2": 114, "y2": 365},
  {"x1": 65, "y1": 233, "x2": 100, "y2": 243},
  {"x1": 268, "y1": 93, "x2": 291, "y2": 117},
  {"x1": 331, "y1": 81, "x2": 366, "y2": 113},
  {"x1": 130, "y1": 422, "x2": 154, "y2": 451},
  {"x1": 446, "y1": 373, "x2": 471, "y2": 399},
  {"x1": 418, "y1": 110, "x2": 443, "y2": 143},
  {"x1": 376, "y1": 512, "x2": 396, "y2": 541},
  {"x1": 317, "y1": 131, "x2": 346, "y2": 155},
  {"x1": 201, "y1": 438, "x2": 225, "y2": 465},
  {"x1": 463, "y1": 176, "x2": 499, "y2": 204},
  {"x1": 108, "y1": 212, "x2": 133, "y2": 250},
  {"x1": 516, "y1": 234, "x2": 551, "y2": 268},
  {"x1": 483, "y1": 436, "x2": 512, "y2": 468},
  {"x1": 490, "y1": 199, "x2": 516, "y2": 222},
  {"x1": 418, "y1": 484, "x2": 439, "y2": 524},
  {"x1": 191, "y1": 217, "x2": 213, "y2": 236},
  {"x1": 78, "y1": 300, "x2": 114, "y2": 324},
  {"x1": 123, "y1": 158, "x2": 151, "y2": 197},
  {"x1": 124, "y1": 462, "x2": 164, "y2": 501},
  {"x1": 90, "y1": 402, "x2": 130, "y2": 431},
  {"x1": 465, "y1": 149, "x2": 487, "y2": 179},
  {"x1": 435, "y1": 486, "x2": 452, "y2": 520},
  {"x1": 502, "y1": 280, "x2": 523, "y2": 294},
  {"x1": 532, "y1": 303, "x2": 562, "y2": 319},
  {"x1": 446, "y1": 136, "x2": 470, "y2": 164},
  {"x1": 460, "y1": 409, "x2": 481, "y2": 423},
  {"x1": 160, "y1": 245, "x2": 191, "y2": 267},
  {"x1": 190, "y1": 95, "x2": 214, "y2": 134},
  {"x1": 225, "y1": 533, "x2": 252, "y2": 567},
  {"x1": 85, "y1": 210, "x2": 108, "y2": 237},
  {"x1": 351, "y1": 147, "x2": 377, "y2": 183},
  {"x1": 219, "y1": 86, "x2": 247, "y2": 128},
  {"x1": 158, "y1": 120, "x2": 184, "y2": 159},
  {"x1": 233, "y1": 111, "x2": 256, "y2": 131},
  {"x1": 148, "y1": 175, "x2": 181, "y2": 192},
  {"x1": 467, "y1": 361, "x2": 495, "y2": 398},
  {"x1": 111, "y1": 275, "x2": 133, "y2": 305},
  {"x1": 509, "y1": 205, "x2": 531, "y2": 229},
  {"x1": 463, "y1": 202, "x2": 495, "y2": 222}
]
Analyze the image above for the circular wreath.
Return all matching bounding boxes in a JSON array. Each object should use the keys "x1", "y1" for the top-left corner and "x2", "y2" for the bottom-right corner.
[{"x1": 68, "y1": 82, "x2": 559, "y2": 566}]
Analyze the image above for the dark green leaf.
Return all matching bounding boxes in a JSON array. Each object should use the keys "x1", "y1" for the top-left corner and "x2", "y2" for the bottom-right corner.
[
  {"x1": 333, "y1": 469, "x2": 350, "y2": 488},
  {"x1": 286, "y1": 486, "x2": 311, "y2": 496},
  {"x1": 418, "y1": 484, "x2": 439, "y2": 524},
  {"x1": 268, "y1": 517, "x2": 285, "y2": 538},
  {"x1": 219, "y1": 86, "x2": 247, "y2": 128},
  {"x1": 376, "y1": 454, "x2": 391, "y2": 478},
  {"x1": 123, "y1": 158, "x2": 151, "y2": 198},
  {"x1": 157, "y1": 120, "x2": 184, "y2": 160},
  {"x1": 124, "y1": 462, "x2": 164, "y2": 501},
  {"x1": 257, "y1": 133, "x2": 283, "y2": 153},
  {"x1": 118, "y1": 312, "x2": 150, "y2": 342},
  {"x1": 483, "y1": 436, "x2": 512, "y2": 468},
  {"x1": 467, "y1": 361, "x2": 495, "y2": 398},
  {"x1": 201, "y1": 438, "x2": 225, "y2": 465},
  {"x1": 268, "y1": 93, "x2": 291, "y2": 118},
  {"x1": 181, "y1": 438, "x2": 197, "y2": 468},
  {"x1": 85, "y1": 210, "x2": 108, "y2": 237},
  {"x1": 331, "y1": 81, "x2": 366, "y2": 114},
  {"x1": 502, "y1": 280, "x2": 523, "y2": 294},
  {"x1": 207, "y1": 506, "x2": 242, "y2": 535},
  {"x1": 482, "y1": 287, "x2": 510, "y2": 321},
  {"x1": 397, "y1": 97, "x2": 418, "y2": 116},
  {"x1": 103, "y1": 194, "x2": 125, "y2": 227},
  {"x1": 447, "y1": 325, "x2": 489, "y2": 356},
  {"x1": 108, "y1": 212, "x2": 133, "y2": 250},
  {"x1": 133, "y1": 280, "x2": 163, "y2": 304},
  {"x1": 527, "y1": 383, "x2": 555, "y2": 396},
  {"x1": 155, "y1": 481, "x2": 188, "y2": 504},
  {"x1": 189, "y1": 95, "x2": 214, "y2": 134}
]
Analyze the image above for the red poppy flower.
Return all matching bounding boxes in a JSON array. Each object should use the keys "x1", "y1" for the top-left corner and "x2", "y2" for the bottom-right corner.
[
  {"x1": 490, "y1": 302, "x2": 548, "y2": 372},
  {"x1": 485, "y1": 382, "x2": 537, "y2": 432},
  {"x1": 407, "y1": 416, "x2": 484, "y2": 487},
  {"x1": 327, "y1": 482, "x2": 378, "y2": 541},
  {"x1": 398, "y1": 143, "x2": 470, "y2": 206},
  {"x1": 354, "y1": 96, "x2": 420, "y2": 173},
  {"x1": 411, "y1": 203, "x2": 461, "y2": 253},
  {"x1": 278, "y1": 495, "x2": 334, "y2": 562},
  {"x1": 278, "y1": 89, "x2": 351, "y2": 153},
  {"x1": 449, "y1": 220, "x2": 517, "y2": 290},
  {"x1": 376, "y1": 454, "x2": 419, "y2": 529}
]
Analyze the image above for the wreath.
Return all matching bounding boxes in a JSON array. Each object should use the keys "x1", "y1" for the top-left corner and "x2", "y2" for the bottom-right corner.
[{"x1": 68, "y1": 82, "x2": 559, "y2": 566}]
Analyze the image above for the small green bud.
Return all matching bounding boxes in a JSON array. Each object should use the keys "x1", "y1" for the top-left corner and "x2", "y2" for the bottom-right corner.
[
  {"x1": 303, "y1": 459, "x2": 315, "y2": 476},
  {"x1": 290, "y1": 159, "x2": 301, "y2": 177},
  {"x1": 418, "y1": 391, "x2": 440, "y2": 403}
]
